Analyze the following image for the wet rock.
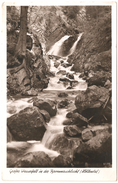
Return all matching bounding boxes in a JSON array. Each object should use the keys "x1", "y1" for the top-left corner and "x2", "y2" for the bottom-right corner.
[
  {"x1": 87, "y1": 71, "x2": 111, "y2": 87},
  {"x1": 57, "y1": 70, "x2": 67, "y2": 75},
  {"x1": 22, "y1": 88, "x2": 38, "y2": 96},
  {"x1": 23, "y1": 77, "x2": 31, "y2": 86},
  {"x1": 15, "y1": 151, "x2": 54, "y2": 167},
  {"x1": 61, "y1": 63, "x2": 72, "y2": 68},
  {"x1": 79, "y1": 72, "x2": 85, "y2": 78},
  {"x1": 66, "y1": 73, "x2": 74, "y2": 79},
  {"x1": 33, "y1": 78, "x2": 49, "y2": 90},
  {"x1": 7, "y1": 106, "x2": 46, "y2": 141},
  {"x1": 74, "y1": 131, "x2": 112, "y2": 164},
  {"x1": 66, "y1": 111, "x2": 74, "y2": 118},
  {"x1": 71, "y1": 49, "x2": 111, "y2": 74},
  {"x1": 81, "y1": 104, "x2": 112, "y2": 124},
  {"x1": 7, "y1": 105, "x2": 17, "y2": 115},
  {"x1": 66, "y1": 86, "x2": 72, "y2": 89},
  {"x1": 53, "y1": 155, "x2": 72, "y2": 167},
  {"x1": 59, "y1": 77, "x2": 70, "y2": 82},
  {"x1": 82, "y1": 128, "x2": 94, "y2": 142},
  {"x1": 58, "y1": 99, "x2": 69, "y2": 108},
  {"x1": 33, "y1": 99, "x2": 57, "y2": 117},
  {"x1": 39, "y1": 110, "x2": 50, "y2": 122},
  {"x1": 49, "y1": 134, "x2": 81, "y2": 158},
  {"x1": 58, "y1": 92, "x2": 68, "y2": 97},
  {"x1": 75, "y1": 85, "x2": 109, "y2": 113},
  {"x1": 54, "y1": 62, "x2": 60, "y2": 68},
  {"x1": 63, "y1": 119, "x2": 73, "y2": 125},
  {"x1": 64, "y1": 125, "x2": 82, "y2": 137},
  {"x1": 72, "y1": 81, "x2": 79, "y2": 87},
  {"x1": 104, "y1": 79, "x2": 112, "y2": 89},
  {"x1": 66, "y1": 111, "x2": 88, "y2": 127}
]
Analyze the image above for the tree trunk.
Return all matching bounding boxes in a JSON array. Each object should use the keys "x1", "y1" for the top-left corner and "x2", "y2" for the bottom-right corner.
[
  {"x1": 15, "y1": 6, "x2": 28, "y2": 59},
  {"x1": 8, "y1": 6, "x2": 30, "y2": 76}
]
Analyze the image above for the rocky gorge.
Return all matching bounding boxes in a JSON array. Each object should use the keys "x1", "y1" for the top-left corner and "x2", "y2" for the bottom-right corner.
[{"x1": 7, "y1": 6, "x2": 112, "y2": 168}]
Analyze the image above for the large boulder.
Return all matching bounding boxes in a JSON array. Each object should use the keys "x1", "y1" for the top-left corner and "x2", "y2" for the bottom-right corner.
[
  {"x1": 7, "y1": 106, "x2": 46, "y2": 141},
  {"x1": 74, "y1": 131, "x2": 112, "y2": 165},
  {"x1": 66, "y1": 111, "x2": 88, "y2": 127},
  {"x1": 87, "y1": 71, "x2": 111, "y2": 87},
  {"x1": 53, "y1": 155, "x2": 72, "y2": 167},
  {"x1": 21, "y1": 88, "x2": 38, "y2": 96},
  {"x1": 75, "y1": 85, "x2": 109, "y2": 113},
  {"x1": 39, "y1": 110, "x2": 50, "y2": 123},
  {"x1": 49, "y1": 134, "x2": 81, "y2": 158},
  {"x1": 33, "y1": 99, "x2": 57, "y2": 117},
  {"x1": 82, "y1": 124, "x2": 111, "y2": 142},
  {"x1": 15, "y1": 151, "x2": 54, "y2": 167}
]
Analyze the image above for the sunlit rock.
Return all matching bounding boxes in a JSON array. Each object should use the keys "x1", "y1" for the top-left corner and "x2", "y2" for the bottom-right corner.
[
  {"x1": 15, "y1": 151, "x2": 54, "y2": 167},
  {"x1": 7, "y1": 106, "x2": 46, "y2": 141},
  {"x1": 33, "y1": 99, "x2": 57, "y2": 117}
]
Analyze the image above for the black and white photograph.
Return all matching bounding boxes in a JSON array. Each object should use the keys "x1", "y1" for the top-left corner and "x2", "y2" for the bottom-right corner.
[{"x1": 1, "y1": 1, "x2": 117, "y2": 181}]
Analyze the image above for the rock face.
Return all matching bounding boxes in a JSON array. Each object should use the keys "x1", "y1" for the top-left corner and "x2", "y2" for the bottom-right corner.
[
  {"x1": 87, "y1": 71, "x2": 111, "y2": 87},
  {"x1": 75, "y1": 85, "x2": 109, "y2": 113},
  {"x1": 7, "y1": 106, "x2": 46, "y2": 141},
  {"x1": 15, "y1": 151, "x2": 54, "y2": 167},
  {"x1": 74, "y1": 131, "x2": 112, "y2": 165},
  {"x1": 7, "y1": 28, "x2": 49, "y2": 96},
  {"x1": 33, "y1": 99, "x2": 57, "y2": 117},
  {"x1": 81, "y1": 125, "x2": 111, "y2": 142}
]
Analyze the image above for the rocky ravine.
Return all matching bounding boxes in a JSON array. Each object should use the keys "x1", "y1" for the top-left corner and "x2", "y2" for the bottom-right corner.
[{"x1": 7, "y1": 6, "x2": 112, "y2": 168}]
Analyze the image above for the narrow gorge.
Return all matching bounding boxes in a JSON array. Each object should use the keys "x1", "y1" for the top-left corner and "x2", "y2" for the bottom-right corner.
[{"x1": 7, "y1": 6, "x2": 112, "y2": 168}]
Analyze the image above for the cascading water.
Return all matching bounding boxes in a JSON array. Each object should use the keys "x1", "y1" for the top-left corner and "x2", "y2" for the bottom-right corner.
[
  {"x1": 45, "y1": 32, "x2": 87, "y2": 91},
  {"x1": 7, "y1": 32, "x2": 87, "y2": 166},
  {"x1": 44, "y1": 57, "x2": 87, "y2": 91},
  {"x1": 68, "y1": 33, "x2": 83, "y2": 56},
  {"x1": 7, "y1": 102, "x2": 68, "y2": 160},
  {"x1": 47, "y1": 35, "x2": 71, "y2": 56}
]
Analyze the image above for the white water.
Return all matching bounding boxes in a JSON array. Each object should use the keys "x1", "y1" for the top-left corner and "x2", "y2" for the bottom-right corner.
[
  {"x1": 45, "y1": 33, "x2": 87, "y2": 91},
  {"x1": 68, "y1": 33, "x2": 83, "y2": 56},
  {"x1": 7, "y1": 106, "x2": 67, "y2": 159},
  {"x1": 7, "y1": 98, "x2": 33, "y2": 118},
  {"x1": 48, "y1": 35, "x2": 70, "y2": 56},
  {"x1": 45, "y1": 58, "x2": 87, "y2": 91},
  {"x1": 7, "y1": 33, "x2": 87, "y2": 163},
  {"x1": 42, "y1": 109, "x2": 67, "y2": 148}
]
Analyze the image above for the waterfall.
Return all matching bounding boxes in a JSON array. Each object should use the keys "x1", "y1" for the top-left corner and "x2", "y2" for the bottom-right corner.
[
  {"x1": 47, "y1": 35, "x2": 70, "y2": 56},
  {"x1": 68, "y1": 33, "x2": 83, "y2": 56},
  {"x1": 7, "y1": 108, "x2": 68, "y2": 161},
  {"x1": 7, "y1": 32, "x2": 87, "y2": 166}
]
